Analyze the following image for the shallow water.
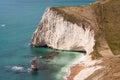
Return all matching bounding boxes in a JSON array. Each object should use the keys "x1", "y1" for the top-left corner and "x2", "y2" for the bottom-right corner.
[
  {"x1": 0, "y1": 47, "x2": 84, "y2": 80},
  {"x1": 0, "y1": 0, "x2": 97, "y2": 80}
]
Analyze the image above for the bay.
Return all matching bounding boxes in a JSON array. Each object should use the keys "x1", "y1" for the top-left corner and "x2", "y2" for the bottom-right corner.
[{"x1": 0, "y1": 0, "x2": 97, "y2": 80}]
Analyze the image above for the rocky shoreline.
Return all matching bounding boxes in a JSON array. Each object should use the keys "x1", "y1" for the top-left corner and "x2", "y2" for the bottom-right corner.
[
  {"x1": 30, "y1": 0, "x2": 120, "y2": 79},
  {"x1": 64, "y1": 55, "x2": 102, "y2": 80}
]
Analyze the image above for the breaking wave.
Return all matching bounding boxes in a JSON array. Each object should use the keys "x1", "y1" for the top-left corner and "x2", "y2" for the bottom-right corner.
[
  {"x1": 5, "y1": 66, "x2": 31, "y2": 73},
  {"x1": 1, "y1": 24, "x2": 6, "y2": 27}
]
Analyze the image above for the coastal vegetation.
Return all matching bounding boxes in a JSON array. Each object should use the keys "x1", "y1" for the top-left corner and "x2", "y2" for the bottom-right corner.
[
  {"x1": 92, "y1": 0, "x2": 120, "y2": 55},
  {"x1": 50, "y1": 7, "x2": 90, "y2": 27},
  {"x1": 30, "y1": 0, "x2": 120, "y2": 79},
  {"x1": 102, "y1": 0, "x2": 120, "y2": 55},
  {"x1": 32, "y1": 0, "x2": 120, "y2": 59},
  {"x1": 49, "y1": 0, "x2": 120, "y2": 57}
]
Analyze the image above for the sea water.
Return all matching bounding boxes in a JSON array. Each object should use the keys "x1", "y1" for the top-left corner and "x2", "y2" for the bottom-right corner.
[{"x1": 0, "y1": 0, "x2": 97, "y2": 80}]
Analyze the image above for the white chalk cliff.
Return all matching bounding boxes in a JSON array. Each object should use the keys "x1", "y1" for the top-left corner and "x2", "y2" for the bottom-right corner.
[{"x1": 31, "y1": 7, "x2": 95, "y2": 54}]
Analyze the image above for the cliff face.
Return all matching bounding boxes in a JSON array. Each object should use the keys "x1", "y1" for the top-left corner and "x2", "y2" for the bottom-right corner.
[
  {"x1": 31, "y1": 7, "x2": 97, "y2": 54},
  {"x1": 30, "y1": 0, "x2": 120, "y2": 80}
]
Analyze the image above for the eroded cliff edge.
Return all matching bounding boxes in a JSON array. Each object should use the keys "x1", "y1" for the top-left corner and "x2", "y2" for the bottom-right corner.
[
  {"x1": 30, "y1": 5, "x2": 99, "y2": 54},
  {"x1": 30, "y1": 0, "x2": 120, "y2": 79}
]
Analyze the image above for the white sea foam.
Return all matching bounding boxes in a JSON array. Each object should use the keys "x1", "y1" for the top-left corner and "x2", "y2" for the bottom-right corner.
[
  {"x1": 5, "y1": 66, "x2": 31, "y2": 73},
  {"x1": 12, "y1": 66, "x2": 32, "y2": 73},
  {"x1": 62, "y1": 66, "x2": 71, "y2": 80},
  {"x1": 57, "y1": 54, "x2": 85, "y2": 80},
  {"x1": 11, "y1": 66, "x2": 25, "y2": 72},
  {"x1": 1, "y1": 24, "x2": 6, "y2": 27},
  {"x1": 63, "y1": 55, "x2": 102, "y2": 80}
]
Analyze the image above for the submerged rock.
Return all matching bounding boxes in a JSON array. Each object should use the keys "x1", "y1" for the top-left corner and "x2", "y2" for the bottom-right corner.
[
  {"x1": 31, "y1": 6, "x2": 98, "y2": 54},
  {"x1": 42, "y1": 52, "x2": 59, "y2": 59}
]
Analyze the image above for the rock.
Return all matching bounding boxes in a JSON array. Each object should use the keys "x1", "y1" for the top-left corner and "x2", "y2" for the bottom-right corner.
[
  {"x1": 42, "y1": 52, "x2": 59, "y2": 59},
  {"x1": 31, "y1": 7, "x2": 97, "y2": 54}
]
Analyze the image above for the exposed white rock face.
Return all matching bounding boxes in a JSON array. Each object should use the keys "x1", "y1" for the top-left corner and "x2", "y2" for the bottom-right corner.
[{"x1": 31, "y1": 8, "x2": 95, "y2": 54}]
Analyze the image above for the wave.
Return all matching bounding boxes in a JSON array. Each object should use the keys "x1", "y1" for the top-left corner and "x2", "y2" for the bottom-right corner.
[
  {"x1": 56, "y1": 54, "x2": 84, "y2": 80},
  {"x1": 1, "y1": 24, "x2": 6, "y2": 27},
  {"x1": 5, "y1": 66, "x2": 31, "y2": 73},
  {"x1": 12, "y1": 66, "x2": 25, "y2": 72},
  {"x1": 62, "y1": 55, "x2": 86, "y2": 80},
  {"x1": 12, "y1": 66, "x2": 31, "y2": 73}
]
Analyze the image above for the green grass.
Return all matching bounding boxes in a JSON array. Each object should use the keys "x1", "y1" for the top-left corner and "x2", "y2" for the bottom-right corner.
[
  {"x1": 93, "y1": 0, "x2": 120, "y2": 55},
  {"x1": 103, "y1": 0, "x2": 120, "y2": 55},
  {"x1": 92, "y1": 41, "x2": 102, "y2": 59},
  {"x1": 50, "y1": 0, "x2": 120, "y2": 57},
  {"x1": 50, "y1": 7, "x2": 90, "y2": 26},
  {"x1": 90, "y1": 3, "x2": 103, "y2": 59}
]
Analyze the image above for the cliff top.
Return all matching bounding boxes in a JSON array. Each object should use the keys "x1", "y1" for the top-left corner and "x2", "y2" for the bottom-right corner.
[
  {"x1": 50, "y1": 6, "x2": 99, "y2": 33},
  {"x1": 31, "y1": 0, "x2": 120, "y2": 79},
  {"x1": 49, "y1": 0, "x2": 120, "y2": 56},
  {"x1": 92, "y1": 0, "x2": 120, "y2": 55}
]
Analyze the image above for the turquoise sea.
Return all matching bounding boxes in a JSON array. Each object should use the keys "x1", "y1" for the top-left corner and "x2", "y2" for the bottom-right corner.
[{"x1": 0, "y1": 0, "x2": 97, "y2": 80}]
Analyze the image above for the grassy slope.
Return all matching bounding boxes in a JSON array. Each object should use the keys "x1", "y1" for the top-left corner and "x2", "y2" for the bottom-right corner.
[
  {"x1": 50, "y1": 6, "x2": 99, "y2": 32},
  {"x1": 93, "y1": 0, "x2": 120, "y2": 55},
  {"x1": 49, "y1": 0, "x2": 120, "y2": 58},
  {"x1": 103, "y1": 0, "x2": 120, "y2": 55},
  {"x1": 50, "y1": 6, "x2": 102, "y2": 59}
]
